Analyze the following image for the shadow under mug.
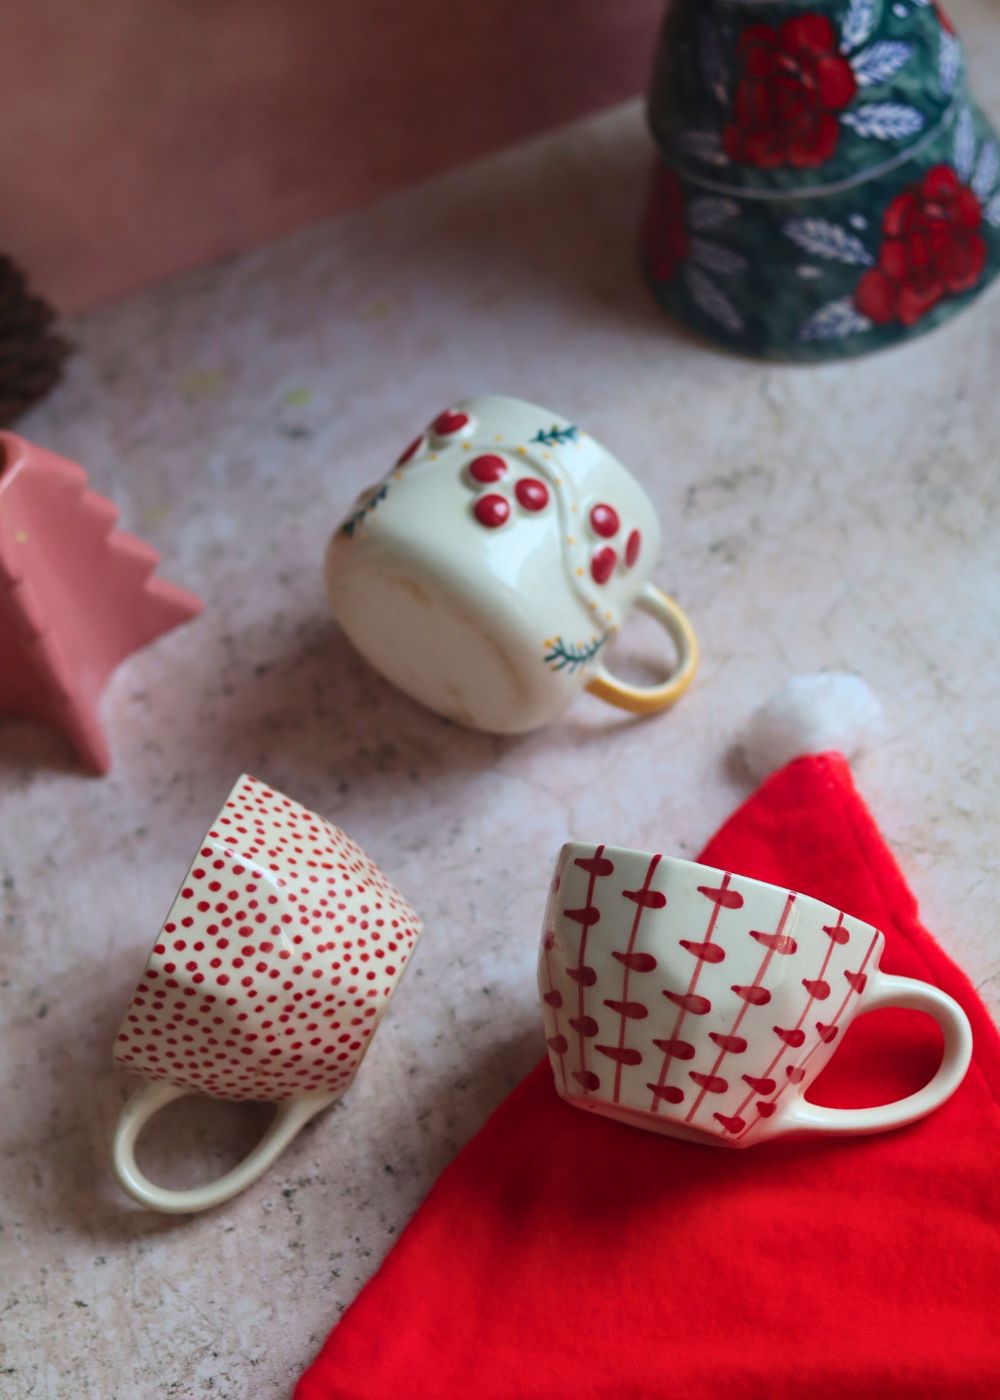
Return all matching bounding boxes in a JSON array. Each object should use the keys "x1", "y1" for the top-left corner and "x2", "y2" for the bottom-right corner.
[
  {"x1": 539, "y1": 844, "x2": 972, "y2": 1147},
  {"x1": 325, "y1": 395, "x2": 698, "y2": 733},
  {"x1": 112, "y1": 774, "x2": 422, "y2": 1212}
]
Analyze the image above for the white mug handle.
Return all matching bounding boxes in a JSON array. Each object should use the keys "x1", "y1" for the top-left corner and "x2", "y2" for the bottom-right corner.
[
  {"x1": 112, "y1": 1081, "x2": 336, "y2": 1213},
  {"x1": 780, "y1": 973, "x2": 972, "y2": 1139},
  {"x1": 585, "y1": 583, "x2": 698, "y2": 716}
]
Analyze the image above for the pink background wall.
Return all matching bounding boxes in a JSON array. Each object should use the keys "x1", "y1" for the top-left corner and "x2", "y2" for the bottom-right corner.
[{"x1": 7, "y1": 0, "x2": 662, "y2": 312}]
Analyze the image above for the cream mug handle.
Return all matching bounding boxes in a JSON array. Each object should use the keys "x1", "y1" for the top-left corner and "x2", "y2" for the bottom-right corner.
[
  {"x1": 585, "y1": 583, "x2": 698, "y2": 716},
  {"x1": 112, "y1": 1082, "x2": 336, "y2": 1213},
  {"x1": 780, "y1": 973, "x2": 972, "y2": 1139}
]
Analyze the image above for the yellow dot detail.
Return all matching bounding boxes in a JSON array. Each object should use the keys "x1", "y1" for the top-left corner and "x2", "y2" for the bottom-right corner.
[
  {"x1": 576, "y1": 566, "x2": 584, "y2": 577},
  {"x1": 516, "y1": 446, "x2": 526, "y2": 455}
]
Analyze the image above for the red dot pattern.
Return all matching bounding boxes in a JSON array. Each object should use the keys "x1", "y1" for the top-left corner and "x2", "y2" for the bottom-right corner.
[{"x1": 114, "y1": 776, "x2": 422, "y2": 1102}]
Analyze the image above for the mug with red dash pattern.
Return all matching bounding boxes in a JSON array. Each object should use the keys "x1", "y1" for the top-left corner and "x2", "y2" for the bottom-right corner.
[
  {"x1": 112, "y1": 774, "x2": 422, "y2": 1212},
  {"x1": 538, "y1": 843, "x2": 972, "y2": 1147}
]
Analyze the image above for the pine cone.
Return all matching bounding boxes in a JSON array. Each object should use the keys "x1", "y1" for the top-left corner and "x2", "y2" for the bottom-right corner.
[{"x1": 0, "y1": 256, "x2": 71, "y2": 427}]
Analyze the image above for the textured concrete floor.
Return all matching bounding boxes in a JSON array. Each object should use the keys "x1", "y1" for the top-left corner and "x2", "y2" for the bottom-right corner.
[{"x1": 2, "y1": 14, "x2": 999, "y2": 1394}]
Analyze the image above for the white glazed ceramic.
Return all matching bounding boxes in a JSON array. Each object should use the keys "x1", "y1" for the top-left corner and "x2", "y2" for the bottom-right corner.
[
  {"x1": 112, "y1": 774, "x2": 422, "y2": 1212},
  {"x1": 539, "y1": 843, "x2": 972, "y2": 1147},
  {"x1": 325, "y1": 395, "x2": 697, "y2": 733}
]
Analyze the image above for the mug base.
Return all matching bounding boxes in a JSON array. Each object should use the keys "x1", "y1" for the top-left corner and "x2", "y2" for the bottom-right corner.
[
  {"x1": 561, "y1": 1093, "x2": 748, "y2": 1149},
  {"x1": 326, "y1": 541, "x2": 556, "y2": 732}
]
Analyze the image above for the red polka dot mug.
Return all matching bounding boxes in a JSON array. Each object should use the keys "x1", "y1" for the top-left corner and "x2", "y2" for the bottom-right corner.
[
  {"x1": 112, "y1": 775, "x2": 422, "y2": 1212},
  {"x1": 325, "y1": 395, "x2": 697, "y2": 733},
  {"x1": 539, "y1": 843, "x2": 972, "y2": 1147}
]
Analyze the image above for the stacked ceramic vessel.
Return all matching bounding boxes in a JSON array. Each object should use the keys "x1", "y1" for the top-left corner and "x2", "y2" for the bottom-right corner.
[{"x1": 641, "y1": 0, "x2": 1000, "y2": 359}]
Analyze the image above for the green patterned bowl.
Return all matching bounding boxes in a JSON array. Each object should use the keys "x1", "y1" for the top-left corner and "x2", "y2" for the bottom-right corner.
[{"x1": 641, "y1": 0, "x2": 1000, "y2": 359}]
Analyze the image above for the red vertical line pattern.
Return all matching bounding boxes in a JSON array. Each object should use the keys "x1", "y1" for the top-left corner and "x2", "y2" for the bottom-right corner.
[
  {"x1": 685, "y1": 892, "x2": 797, "y2": 1125},
  {"x1": 740, "y1": 927, "x2": 880, "y2": 1134},
  {"x1": 727, "y1": 910, "x2": 847, "y2": 1127},
  {"x1": 609, "y1": 854, "x2": 662, "y2": 1103},
  {"x1": 541, "y1": 936, "x2": 568, "y2": 1095},
  {"x1": 648, "y1": 871, "x2": 735, "y2": 1113},
  {"x1": 567, "y1": 845, "x2": 609, "y2": 1093}
]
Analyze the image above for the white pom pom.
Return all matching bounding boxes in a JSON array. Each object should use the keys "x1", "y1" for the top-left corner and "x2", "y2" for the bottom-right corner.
[{"x1": 738, "y1": 673, "x2": 884, "y2": 784}]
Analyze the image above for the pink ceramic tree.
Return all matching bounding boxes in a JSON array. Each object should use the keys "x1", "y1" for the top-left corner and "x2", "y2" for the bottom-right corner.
[{"x1": 0, "y1": 431, "x2": 201, "y2": 772}]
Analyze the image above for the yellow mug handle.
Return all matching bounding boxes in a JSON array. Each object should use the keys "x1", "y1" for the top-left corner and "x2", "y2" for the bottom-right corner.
[{"x1": 585, "y1": 583, "x2": 698, "y2": 716}]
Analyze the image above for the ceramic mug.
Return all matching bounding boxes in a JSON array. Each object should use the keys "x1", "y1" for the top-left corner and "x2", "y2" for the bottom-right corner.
[
  {"x1": 641, "y1": 2, "x2": 1000, "y2": 360},
  {"x1": 325, "y1": 395, "x2": 697, "y2": 733},
  {"x1": 112, "y1": 774, "x2": 422, "y2": 1212},
  {"x1": 538, "y1": 843, "x2": 972, "y2": 1147}
]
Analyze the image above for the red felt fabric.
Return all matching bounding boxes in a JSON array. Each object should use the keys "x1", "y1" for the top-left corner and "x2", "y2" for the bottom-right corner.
[{"x1": 297, "y1": 755, "x2": 1000, "y2": 1399}]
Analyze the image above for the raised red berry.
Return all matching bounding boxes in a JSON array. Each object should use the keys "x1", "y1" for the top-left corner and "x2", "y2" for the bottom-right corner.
[
  {"x1": 474, "y1": 494, "x2": 510, "y2": 528},
  {"x1": 469, "y1": 454, "x2": 507, "y2": 484},
  {"x1": 431, "y1": 409, "x2": 469, "y2": 436},
  {"x1": 590, "y1": 503, "x2": 619, "y2": 538},
  {"x1": 396, "y1": 436, "x2": 423, "y2": 466},
  {"x1": 591, "y1": 546, "x2": 617, "y2": 584},
  {"x1": 515, "y1": 477, "x2": 549, "y2": 511}
]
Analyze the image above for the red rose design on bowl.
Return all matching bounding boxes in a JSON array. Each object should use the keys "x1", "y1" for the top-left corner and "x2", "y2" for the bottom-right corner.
[
  {"x1": 855, "y1": 165, "x2": 986, "y2": 327},
  {"x1": 723, "y1": 15, "x2": 857, "y2": 169},
  {"x1": 641, "y1": 167, "x2": 689, "y2": 281}
]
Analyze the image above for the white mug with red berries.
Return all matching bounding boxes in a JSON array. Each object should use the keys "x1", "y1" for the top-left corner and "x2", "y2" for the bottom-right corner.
[
  {"x1": 111, "y1": 775, "x2": 422, "y2": 1213},
  {"x1": 539, "y1": 843, "x2": 972, "y2": 1147},
  {"x1": 325, "y1": 395, "x2": 697, "y2": 732}
]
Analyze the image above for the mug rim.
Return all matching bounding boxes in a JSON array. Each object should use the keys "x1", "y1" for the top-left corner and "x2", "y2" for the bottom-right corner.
[{"x1": 555, "y1": 840, "x2": 881, "y2": 936}]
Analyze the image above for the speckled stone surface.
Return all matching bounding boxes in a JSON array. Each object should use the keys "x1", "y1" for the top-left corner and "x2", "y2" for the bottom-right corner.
[{"x1": 3, "y1": 19, "x2": 999, "y2": 1394}]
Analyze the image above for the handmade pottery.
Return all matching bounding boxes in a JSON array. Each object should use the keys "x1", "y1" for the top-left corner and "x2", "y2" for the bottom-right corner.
[
  {"x1": 539, "y1": 842, "x2": 972, "y2": 1145},
  {"x1": 112, "y1": 774, "x2": 422, "y2": 1212},
  {"x1": 325, "y1": 395, "x2": 697, "y2": 732},
  {"x1": 641, "y1": 0, "x2": 1000, "y2": 359}
]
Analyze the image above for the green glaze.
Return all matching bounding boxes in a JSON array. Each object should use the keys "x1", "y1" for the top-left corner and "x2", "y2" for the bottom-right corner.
[{"x1": 641, "y1": 0, "x2": 1000, "y2": 359}]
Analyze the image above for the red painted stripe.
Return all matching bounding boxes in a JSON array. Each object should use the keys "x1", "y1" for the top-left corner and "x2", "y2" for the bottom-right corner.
[
  {"x1": 741, "y1": 926, "x2": 879, "y2": 1133},
  {"x1": 612, "y1": 853, "x2": 662, "y2": 1103},
  {"x1": 730, "y1": 909, "x2": 846, "y2": 1130},
  {"x1": 684, "y1": 893, "x2": 796, "y2": 1126},
  {"x1": 648, "y1": 870, "x2": 735, "y2": 1113},
  {"x1": 542, "y1": 942, "x2": 567, "y2": 1094},
  {"x1": 571, "y1": 845, "x2": 607, "y2": 1094}
]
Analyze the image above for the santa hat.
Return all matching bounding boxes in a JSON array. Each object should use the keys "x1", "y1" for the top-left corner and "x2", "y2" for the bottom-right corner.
[{"x1": 296, "y1": 676, "x2": 1000, "y2": 1399}]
